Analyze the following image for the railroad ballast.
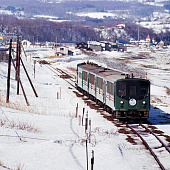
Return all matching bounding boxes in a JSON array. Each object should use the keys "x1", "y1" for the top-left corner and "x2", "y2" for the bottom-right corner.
[{"x1": 76, "y1": 62, "x2": 150, "y2": 120}]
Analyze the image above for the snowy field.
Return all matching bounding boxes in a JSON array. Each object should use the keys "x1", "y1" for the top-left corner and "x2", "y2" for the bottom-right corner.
[
  {"x1": 76, "y1": 12, "x2": 117, "y2": 19},
  {"x1": 0, "y1": 46, "x2": 170, "y2": 169},
  {"x1": 139, "y1": 21, "x2": 170, "y2": 34}
]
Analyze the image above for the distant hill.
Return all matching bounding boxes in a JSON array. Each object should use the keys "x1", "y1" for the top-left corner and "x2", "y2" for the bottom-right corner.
[
  {"x1": 0, "y1": 0, "x2": 164, "y2": 20},
  {"x1": 0, "y1": 15, "x2": 166, "y2": 43}
]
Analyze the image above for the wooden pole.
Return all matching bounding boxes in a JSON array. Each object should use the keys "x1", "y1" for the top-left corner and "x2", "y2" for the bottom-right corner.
[
  {"x1": 15, "y1": 36, "x2": 19, "y2": 80},
  {"x1": 20, "y1": 57, "x2": 38, "y2": 97},
  {"x1": 6, "y1": 39, "x2": 12, "y2": 103},
  {"x1": 79, "y1": 115, "x2": 81, "y2": 126},
  {"x1": 17, "y1": 40, "x2": 21, "y2": 95},
  {"x1": 60, "y1": 87, "x2": 61, "y2": 99},
  {"x1": 91, "y1": 150, "x2": 94, "y2": 170},
  {"x1": 86, "y1": 140, "x2": 88, "y2": 170},
  {"x1": 85, "y1": 117, "x2": 88, "y2": 133},
  {"x1": 76, "y1": 103, "x2": 78, "y2": 118},
  {"x1": 89, "y1": 119, "x2": 91, "y2": 143},
  {"x1": 21, "y1": 42, "x2": 27, "y2": 60},
  {"x1": 34, "y1": 60, "x2": 36, "y2": 79},
  {"x1": 82, "y1": 107, "x2": 85, "y2": 126},
  {"x1": 11, "y1": 58, "x2": 30, "y2": 106}
]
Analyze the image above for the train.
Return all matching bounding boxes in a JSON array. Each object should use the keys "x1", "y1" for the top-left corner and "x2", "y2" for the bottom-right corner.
[{"x1": 76, "y1": 62, "x2": 150, "y2": 120}]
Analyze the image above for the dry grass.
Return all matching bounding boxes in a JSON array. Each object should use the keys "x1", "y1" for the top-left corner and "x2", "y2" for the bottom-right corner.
[
  {"x1": 0, "y1": 97, "x2": 46, "y2": 115},
  {"x1": 165, "y1": 87, "x2": 170, "y2": 95},
  {"x1": 49, "y1": 61, "x2": 57, "y2": 64},
  {"x1": 151, "y1": 95, "x2": 162, "y2": 104},
  {"x1": 44, "y1": 56, "x2": 65, "y2": 59},
  {"x1": 0, "y1": 118, "x2": 41, "y2": 133},
  {"x1": 0, "y1": 161, "x2": 10, "y2": 169},
  {"x1": 139, "y1": 52, "x2": 151, "y2": 55},
  {"x1": 67, "y1": 67, "x2": 76, "y2": 72},
  {"x1": 0, "y1": 161, "x2": 24, "y2": 170},
  {"x1": 17, "y1": 163, "x2": 24, "y2": 170},
  {"x1": 0, "y1": 93, "x2": 3, "y2": 103}
]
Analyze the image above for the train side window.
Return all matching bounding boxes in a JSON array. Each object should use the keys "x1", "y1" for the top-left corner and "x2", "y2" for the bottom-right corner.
[
  {"x1": 83, "y1": 71, "x2": 88, "y2": 81},
  {"x1": 89, "y1": 74, "x2": 95, "y2": 84},
  {"x1": 79, "y1": 72, "x2": 82, "y2": 79},
  {"x1": 107, "y1": 81, "x2": 114, "y2": 95},
  {"x1": 117, "y1": 81, "x2": 126, "y2": 97},
  {"x1": 97, "y1": 77, "x2": 103, "y2": 89},
  {"x1": 130, "y1": 86, "x2": 136, "y2": 96}
]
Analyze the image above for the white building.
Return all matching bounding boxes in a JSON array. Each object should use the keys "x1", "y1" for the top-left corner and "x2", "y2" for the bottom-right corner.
[{"x1": 22, "y1": 40, "x2": 31, "y2": 48}]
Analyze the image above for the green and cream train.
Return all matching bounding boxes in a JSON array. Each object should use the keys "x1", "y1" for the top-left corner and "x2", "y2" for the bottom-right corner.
[{"x1": 76, "y1": 62, "x2": 150, "y2": 120}]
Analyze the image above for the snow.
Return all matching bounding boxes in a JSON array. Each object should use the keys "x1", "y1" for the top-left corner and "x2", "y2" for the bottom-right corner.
[
  {"x1": 0, "y1": 46, "x2": 170, "y2": 169},
  {"x1": 139, "y1": 21, "x2": 170, "y2": 34},
  {"x1": 76, "y1": 12, "x2": 116, "y2": 19}
]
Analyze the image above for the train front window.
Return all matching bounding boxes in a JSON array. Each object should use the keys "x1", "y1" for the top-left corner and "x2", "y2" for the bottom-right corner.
[
  {"x1": 130, "y1": 86, "x2": 136, "y2": 96},
  {"x1": 140, "y1": 81, "x2": 150, "y2": 99},
  {"x1": 117, "y1": 81, "x2": 126, "y2": 98}
]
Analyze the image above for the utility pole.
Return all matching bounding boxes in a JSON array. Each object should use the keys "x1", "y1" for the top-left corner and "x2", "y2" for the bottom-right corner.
[
  {"x1": 6, "y1": 39, "x2": 12, "y2": 103},
  {"x1": 15, "y1": 36, "x2": 19, "y2": 80},
  {"x1": 138, "y1": 20, "x2": 140, "y2": 46},
  {"x1": 17, "y1": 38, "x2": 21, "y2": 95}
]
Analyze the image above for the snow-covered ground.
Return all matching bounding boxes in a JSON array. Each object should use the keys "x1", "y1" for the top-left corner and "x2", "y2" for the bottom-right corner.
[
  {"x1": 0, "y1": 46, "x2": 170, "y2": 169},
  {"x1": 76, "y1": 12, "x2": 117, "y2": 19},
  {"x1": 139, "y1": 21, "x2": 170, "y2": 34}
]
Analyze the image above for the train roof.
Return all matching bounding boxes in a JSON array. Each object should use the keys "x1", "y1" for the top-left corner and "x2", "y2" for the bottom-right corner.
[
  {"x1": 78, "y1": 63, "x2": 149, "y2": 82},
  {"x1": 78, "y1": 63, "x2": 123, "y2": 82}
]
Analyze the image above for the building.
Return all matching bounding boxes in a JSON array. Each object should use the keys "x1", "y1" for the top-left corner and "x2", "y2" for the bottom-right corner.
[
  {"x1": 116, "y1": 23, "x2": 126, "y2": 29},
  {"x1": 130, "y1": 34, "x2": 155, "y2": 47},
  {"x1": 88, "y1": 44, "x2": 102, "y2": 52},
  {"x1": 55, "y1": 45, "x2": 73, "y2": 56},
  {"x1": 0, "y1": 48, "x2": 9, "y2": 62},
  {"x1": 22, "y1": 40, "x2": 31, "y2": 48},
  {"x1": 146, "y1": 34, "x2": 151, "y2": 42},
  {"x1": 76, "y1": 42, "x2": 88, "y2": 49}
]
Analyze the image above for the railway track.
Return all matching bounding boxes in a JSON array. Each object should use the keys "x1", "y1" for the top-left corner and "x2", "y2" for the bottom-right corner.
[
  {"x1": 125, "y1": 123, "x2": 170, "y2": 170},
  {"x1": 45, "y1": 63, "x2": 76, "y2": 88}
]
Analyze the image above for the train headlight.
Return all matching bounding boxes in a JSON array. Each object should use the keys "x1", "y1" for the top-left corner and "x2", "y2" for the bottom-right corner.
[
  {"x1": 129, "y1": 98, "x2": 136, "y2": 106},
  {"x1": 143, "y1": 101, "x2": 146, "y2": 105},
  {"x1": 120, "y1": 101, "x2": 124, "y2": 104}
]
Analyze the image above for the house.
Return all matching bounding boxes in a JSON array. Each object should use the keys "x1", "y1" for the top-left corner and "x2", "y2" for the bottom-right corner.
[
  {"x1": 116, "y1": 23, "x2": 125, "y2": 29},
  {"x1": 55, "y1": 45, "x2": 73, "y2": 56},
  {"x1": 157, "y1": 40, "x2": 164, "y2": 48},
  {"x1": 111, "y1": 44, "x2": 118, "y2": 51},
  {"x1": 88, "y1": 44, "x2": 102, "y2": 52},
  {"x1": 76, "y1": 42, "x2": 88, "y2": 49},
  {"x1": 68, "y1": 50, "x2": 74, "y2": 56},
  {"x1": 22, "y1": 40, "x2": 31, "y2": 48},
  {"x1": 0, "y1": 48, "x2": 9, "y2": 61},
  {"x1": 152, "y1": 37, "x2": 155, "y2": 44},
  {"x1": 34, "y1": 42, "x2": 41, "y2": 47},
  {"x1": 146, "y1": 34, "x2": 151, "y2": 42},
  {"x1": 45, "y1": 41, "x2": 56, "y2": 48},
  {"x1": 116, "y1": 40, "x2": 128, "y2": 51},
  {"x1": 130, "y1": 34, "x2": 155, "y2": 47},
  {"x1": 55, "y1": 52, "x2": 65, "y2": 57}
]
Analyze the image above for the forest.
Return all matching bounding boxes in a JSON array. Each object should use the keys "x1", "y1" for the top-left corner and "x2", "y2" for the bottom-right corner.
[{"x1": 0, "y1": 15, "x2": 169, "y2": 43}]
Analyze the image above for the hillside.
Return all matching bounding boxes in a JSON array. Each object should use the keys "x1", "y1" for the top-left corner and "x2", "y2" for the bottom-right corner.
[{"x1": 0, "y1": 15, "x2": 169, "y2": 43}]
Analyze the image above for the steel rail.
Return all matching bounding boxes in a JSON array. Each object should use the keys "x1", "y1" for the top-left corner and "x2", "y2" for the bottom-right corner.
[
  {"x1": 45, "y1": 65, "x2": 75, "y2": 88},
  {"x1": 139, "y1": 124, "x2": 170, "y2": 153},
  {"x1": 126, "y1": 123, "x2": 166, "y2": 170}
]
